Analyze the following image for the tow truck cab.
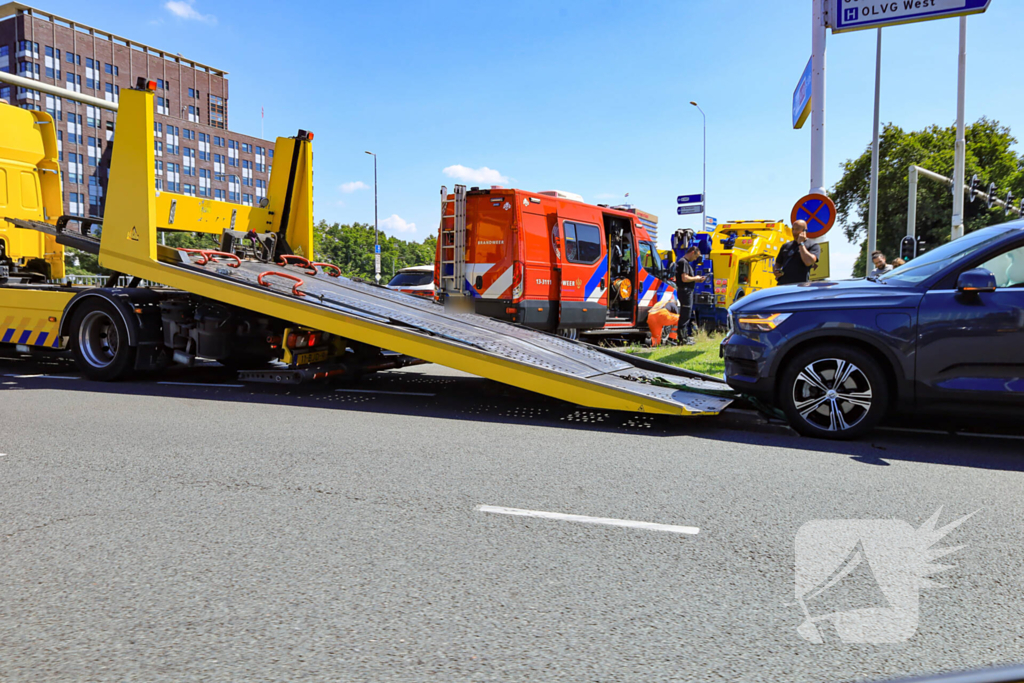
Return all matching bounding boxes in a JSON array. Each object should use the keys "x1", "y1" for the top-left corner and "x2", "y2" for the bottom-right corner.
[{"x1": 436, "y1": 186, "x2": 674, "y2": 337}]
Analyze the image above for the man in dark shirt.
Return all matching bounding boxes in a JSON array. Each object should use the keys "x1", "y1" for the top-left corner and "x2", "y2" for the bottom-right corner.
[
  {"x1": 674, "y1": 246, "x2": 703, "y2": 345},
  {"x1": 774, "y1": 220, "x2": 821, "y2": 285}
]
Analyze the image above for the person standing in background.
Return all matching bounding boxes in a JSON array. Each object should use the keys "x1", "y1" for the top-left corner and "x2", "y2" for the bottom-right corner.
[
  {"x1": 774, "y1": 220, "x2": 820, "y2": 285},
  {"x1": 870, "y1": 251, "x2": 893, "y2": 278},
  {"x1": 674, "y1": 246, "x2": 703, "y2": 346}
]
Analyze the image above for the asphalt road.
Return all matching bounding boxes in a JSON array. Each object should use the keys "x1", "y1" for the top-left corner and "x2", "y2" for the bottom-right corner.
[{"x1": 1, "y1": 356, "x2": 1023, "y2": 682}]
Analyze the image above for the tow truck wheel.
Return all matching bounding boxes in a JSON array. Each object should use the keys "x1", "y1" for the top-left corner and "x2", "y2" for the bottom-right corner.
[
  {"x1": 778, "y1": 345, "x2": 888, "y2": 440},
  {"x1": 70, "y1": 300, "x2": 137, "y2": 381},
  {"x1": 557, "y1": 328, "x2": 579, "y2": 341}
]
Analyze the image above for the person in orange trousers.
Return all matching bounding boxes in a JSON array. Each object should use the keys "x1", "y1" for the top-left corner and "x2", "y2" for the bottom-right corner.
[{"x1": 647, "y1": 294, "x2": 680, "y2": 347}]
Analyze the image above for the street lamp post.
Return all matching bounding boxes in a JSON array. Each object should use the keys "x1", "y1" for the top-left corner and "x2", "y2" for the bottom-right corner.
[
  {"x1": 365, "y1": 151, "x2": 379, "y2": 282},
  {"x1": 690, "y1": 101, "x2": 706, "y2": 232}
]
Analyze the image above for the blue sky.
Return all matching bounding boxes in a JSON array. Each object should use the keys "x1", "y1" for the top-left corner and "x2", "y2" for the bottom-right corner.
[{"x1": 43, "y1": 0, "x2": 1024, "y2": 276}]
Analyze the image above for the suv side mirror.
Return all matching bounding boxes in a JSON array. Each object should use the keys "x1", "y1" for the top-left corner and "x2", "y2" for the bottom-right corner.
[{"x1": 957, "y1": 268, "x2": 997, "y2": 294}]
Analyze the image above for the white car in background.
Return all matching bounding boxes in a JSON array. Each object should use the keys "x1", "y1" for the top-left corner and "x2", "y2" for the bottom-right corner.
[{"x1": 386, "y1": 265, "x2": 436, "y2": 299}]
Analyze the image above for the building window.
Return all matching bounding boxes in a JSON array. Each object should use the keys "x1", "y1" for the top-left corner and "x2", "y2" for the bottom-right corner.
[
  {"x1": 44, "y1": 46, "x2": 61, "y2": 79},
  {"x1": 183, "y1": 184, "x2": 196, "y2": 197},
  {"x1": 45, "y1": 95, "x2": 62, "y2": 122},
  {"x1": 214, "y1": 188, "x2": 226, "y2": 201},
  {"x1": 84, "y1": 58, "x2": 99, "y2": 89},
  {"x1": 154, "y1": 122, "x2": 163, "y2": 137},
  {"x1": 104, "y1": 63, "x2": 118, "y2": 76},
  {"x1": 183, "y1": 129, "x2": 195, "y2": 141},
  {"x1": 182, "y1": 147, "x2": 196, "y2": 175},
  {"x1": 66, "y1": 113, "x2": 83, "y2": 144},
  {"x1": 86, "y1": 105, "x2": 101, "y2": 128},
  {"x1": 213, "y1": 135, "x2": 224, "y2": 147},
  {"x1": 156, "y1": 96, "x2": 171, "y2": 116},
  {"x1": 104, "y1": 83, "x2": 119, "y2": 103},
  {"x1": 0, "y1": 86, "x2": 10, "y2": 102},
  {"x1": 18, "y1": 61, "x2": 40, "y2": 79},
  {"x1": 188, "y1": 87, "x2": 196, "y2": 98},
  {"x1": 17, "y1": 41, "x2": 39, "y2": 58},
  {"x1": 198, "y1": 132, "x2": 210, "y2": 161},
  {"x1": 66, "y1": 72, "x2": 82, "y2": 93},
  {"x1": 241, "y1": 159, "x2": 253, "y2": 186},
  {"x1": 208, "y1": 94, "x2": 225, "y2": 129},
  {"x1": 65, "y1": 52, "x2": 81, "y2": 66},
  {"x1": 242, "y1": 194, "x2": 253, "y2": 206}
]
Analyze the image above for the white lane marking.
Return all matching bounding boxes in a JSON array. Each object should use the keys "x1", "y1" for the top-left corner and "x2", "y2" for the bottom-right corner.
[
  {"x1": 335, "y1": 389, "x2": 436, "y2": 397},
  {"x1": 157, "y1": 381, "x2": 245, "y2": 388},
  {"x1": 3, "y1": 374, "x2": 79, "y2": 379},
  {"x1": 477, "y1": 505, "x2": 699, "y2": 535}
]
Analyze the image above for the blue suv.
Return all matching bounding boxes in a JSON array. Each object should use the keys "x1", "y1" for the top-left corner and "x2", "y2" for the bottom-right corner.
[{"x1": 721, "y1": 223, "x2": 1024, "y2": 439}]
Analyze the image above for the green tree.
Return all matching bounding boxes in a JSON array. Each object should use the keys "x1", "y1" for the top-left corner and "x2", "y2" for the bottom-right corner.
[
  {"x1": 313, "y1": 220, "x2": 436, "y2": 280},
  {"x1": 831, "y1": 117, "x2": 1024, "y2": 276}
]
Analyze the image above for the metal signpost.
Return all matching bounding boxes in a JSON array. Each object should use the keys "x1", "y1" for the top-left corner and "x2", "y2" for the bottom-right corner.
[
  {"x1": 677, "y1": 205, "x2": 703, "y2": 216},
  {"x1": 804, "y1": 0, "x2": 993, "y2": 269}
]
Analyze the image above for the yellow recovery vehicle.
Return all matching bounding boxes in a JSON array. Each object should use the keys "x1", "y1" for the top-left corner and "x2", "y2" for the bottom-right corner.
[{"x1": 0, "y1": 72, "x2": 731, "y2": 416}]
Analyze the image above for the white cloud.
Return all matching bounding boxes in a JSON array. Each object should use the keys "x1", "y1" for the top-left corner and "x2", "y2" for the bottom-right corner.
[
  {"x1": 380, "y1": 214, "x2": 416, "y2": 234},
  {"x1": 339, "y1": 181, "x2": 369, "y2": 193},
  {"x1": 442, "y1": 164, "x2": 508, "y2": 185},
  {"x1": 164, "y1": 0, "x2": 216, "y2": 23}
]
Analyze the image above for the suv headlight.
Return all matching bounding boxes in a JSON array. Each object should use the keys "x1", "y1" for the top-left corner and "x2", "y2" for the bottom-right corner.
[{"x1": 736, "y1": 312, "x2": 792, "y2": 332}]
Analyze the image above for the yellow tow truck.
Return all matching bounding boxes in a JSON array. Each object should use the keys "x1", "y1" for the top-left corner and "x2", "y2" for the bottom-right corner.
[{"x1": 0, "y1": 71, "x2": 732, "y2": 417}]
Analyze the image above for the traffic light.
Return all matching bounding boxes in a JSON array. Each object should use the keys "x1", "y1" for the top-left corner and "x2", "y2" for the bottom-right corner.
[
  {"x1": 900, "y1": 236, "x2": 917, "y2": 261},
  {"x1": 1005, "y1": 191, "x2": 1014, "y2": 216},
  {"x1": 969, "y1": 174, "x2": 980, "y2": 202},
  {"x1": 987, "y1": 182, "x2": 997, "y2": 209}
]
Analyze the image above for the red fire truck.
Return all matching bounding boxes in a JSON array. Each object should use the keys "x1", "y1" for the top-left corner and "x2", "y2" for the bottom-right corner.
[{"x1": 436, "y1": 186, "x2": 674, "y2": 339}]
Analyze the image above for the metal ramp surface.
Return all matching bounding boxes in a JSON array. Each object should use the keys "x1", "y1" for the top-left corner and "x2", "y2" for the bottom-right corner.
[{"x1": 168, "y1": 252, "x2": 733, "y2": 416}]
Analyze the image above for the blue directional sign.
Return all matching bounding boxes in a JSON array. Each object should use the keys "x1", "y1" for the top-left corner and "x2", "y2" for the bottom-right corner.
[
  {"x1": 830, "y1": 0, "x2": 991, "y2": 34},
  {"x1": 793, "y1": 56, "x2": 812, "y2": 129},
  {"x1": 678, "y1": 204, "x2": 703, "y2": 216},
  {"x1": 375, "y1": 244, "x2": 381, "y2": 254},
  {"x1": 677, "y1": 193, "x2": 703, "y2": 205}
]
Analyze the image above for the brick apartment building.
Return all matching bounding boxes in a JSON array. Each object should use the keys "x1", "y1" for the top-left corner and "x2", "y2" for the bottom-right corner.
[{"x1": 0, "y1": 2, "x2": 274, "y2": 218}]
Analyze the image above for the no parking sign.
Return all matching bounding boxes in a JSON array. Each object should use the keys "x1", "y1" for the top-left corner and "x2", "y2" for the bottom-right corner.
[{"x1": 790, "y1": 193, "x2": 836, "y2": 239}]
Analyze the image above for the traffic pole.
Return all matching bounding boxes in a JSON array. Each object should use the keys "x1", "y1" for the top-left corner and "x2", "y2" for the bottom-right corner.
[
  {"x1": 867, "y1": 28, "x2": 882, "y2": 275},
  {"x1": 951, "y1": 16, "x2": 967, "y2": 240},
  {"x1": 810, "y1": 0, "x2": 827, "y2": 195}
]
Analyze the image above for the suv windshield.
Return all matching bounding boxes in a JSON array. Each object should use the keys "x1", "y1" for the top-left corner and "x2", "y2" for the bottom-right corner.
[{"x1": 880, "y1": 226, "x2": 1017, "y2": 284}]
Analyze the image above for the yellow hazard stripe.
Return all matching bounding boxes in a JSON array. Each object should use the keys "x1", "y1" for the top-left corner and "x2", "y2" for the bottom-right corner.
[{"x1": 1, "y1": 316, "x2": 60, "y2": 347}]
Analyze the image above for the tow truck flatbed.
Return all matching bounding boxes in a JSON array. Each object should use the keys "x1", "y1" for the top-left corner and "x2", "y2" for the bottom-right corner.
[{"x1": 0, "y1": 72, "x2": 733, "y2": 418}]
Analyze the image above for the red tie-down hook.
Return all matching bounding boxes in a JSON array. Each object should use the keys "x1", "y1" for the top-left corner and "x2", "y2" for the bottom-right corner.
[
  {"x1": 276, "y1": 254, "x2": 318, "y2": 275},
  {"x1": 312, "y1": 262, "x2": 342, "y2": 277},
  {"x1": 257, "y1": 270, "x2": 306, "y2": 297},
  {"x1": 178, "y1": 248, "x2": 242, "y2": 268}
]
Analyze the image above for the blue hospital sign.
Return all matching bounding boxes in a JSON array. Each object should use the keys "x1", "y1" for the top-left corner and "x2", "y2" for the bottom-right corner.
[{"x1": 829, "y1": 0, "x2": 992, "y2": 34}]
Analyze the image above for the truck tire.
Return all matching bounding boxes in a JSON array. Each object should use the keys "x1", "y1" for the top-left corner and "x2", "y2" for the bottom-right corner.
[
  {"x1": 70, "y1": 299, "x2": 137, "y2": 381},
  {"x1": 778, "y1": 345, "x2": 888, "y2": 440}
]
